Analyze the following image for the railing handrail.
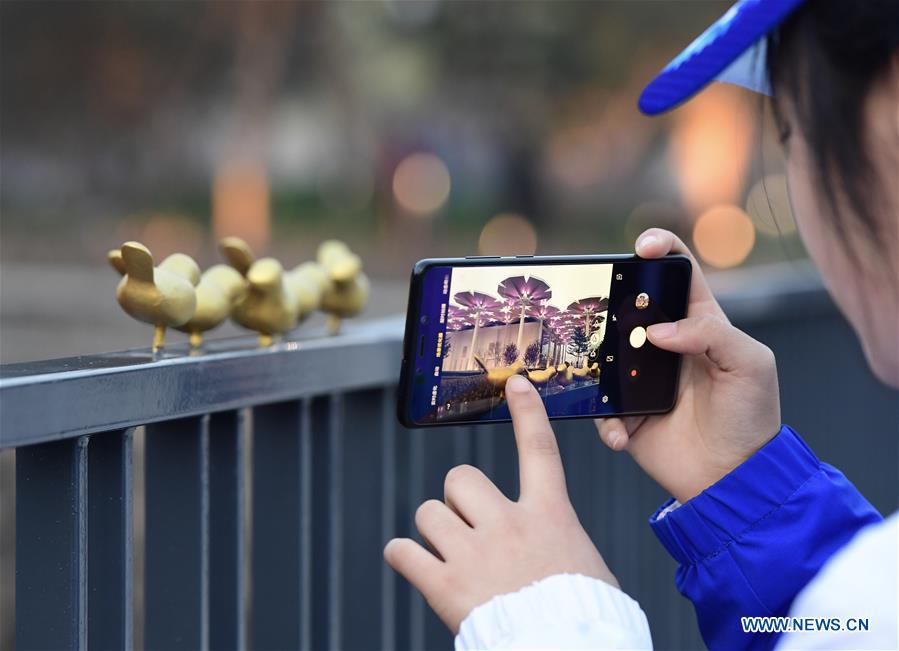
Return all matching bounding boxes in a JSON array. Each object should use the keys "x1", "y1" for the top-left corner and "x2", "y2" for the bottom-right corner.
[
  {"x1": 0, "y1": 315, "x2": 406, "y2": 448},
  {"x1": 0, "y1": 264, "x2": 836, "y2": 449}
]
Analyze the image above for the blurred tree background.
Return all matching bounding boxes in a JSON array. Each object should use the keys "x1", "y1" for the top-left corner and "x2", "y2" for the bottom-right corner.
[{"x1": 0, "y1": 0, "x2": 805, "y2": 363}]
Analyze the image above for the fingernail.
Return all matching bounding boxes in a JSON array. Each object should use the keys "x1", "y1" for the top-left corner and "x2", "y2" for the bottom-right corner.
[
  {"x1": 506, "y1": 374, "x2": 532, "y2": 393},
  {"x1": 648, "y1": 322, "x2": 677, "y2": 339},
  {"x1": 608, "y1": 430, "x2": 622, "y2": 450},
  {"x1": 636, "y1": 234, "x2": 658, "y2": 253}
]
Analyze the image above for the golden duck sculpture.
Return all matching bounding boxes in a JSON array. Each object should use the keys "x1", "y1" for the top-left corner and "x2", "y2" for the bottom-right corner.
[
  {"x1": 285, "y1": 261, "x2": 329, "y2": 324},
  {"x1": 220, "y1": 236, "x2": 328, "y2": 337},
  {"x1": 219, "y1": 236, "x2": 256, "y2": 277},
  {"x1": 229, "y1": 257, "x2": 300, "y2": 346},
  {"x1": 108, "y1": 242, "x2": 198, "y2": 352},
  {"x1": 571, "y1": 363, "x2": 594, "y2": 380},
  {"x1": 317, "y1": 240, "x2": 370, "y2": 333},
  {"x1": 555, "y1": 363, "x2": 575, "y2": 387},
  {"x1": 176, "y1": 264, "x2": 247, "y2": 347},
  {"x1": 526, "y1": 366, "x2": 558, "y2": 386},
  {"x1": 474, "y1": 356, "x2": 526, "y2": 390}
]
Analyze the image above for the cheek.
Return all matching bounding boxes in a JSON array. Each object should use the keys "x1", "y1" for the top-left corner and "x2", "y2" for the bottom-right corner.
[
  {"x1": 785, "y1": 153, "x2": 857, "y2": 299},
  {"x1": 786, "y1": 150, "x2": 871, "y2": 349},
  {"x1": 786, "y1": 145, "x2": 899, "y2": 386}
]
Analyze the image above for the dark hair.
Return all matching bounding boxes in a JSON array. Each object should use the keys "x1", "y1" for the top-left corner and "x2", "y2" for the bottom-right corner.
[{"x1": 766, "y1": 0, "x2": 898, "y2": 244}]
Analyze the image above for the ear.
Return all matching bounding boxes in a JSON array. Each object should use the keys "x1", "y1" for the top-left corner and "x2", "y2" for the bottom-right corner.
[
  {"x1": 120, "y1": 241, "x2": 154, "y2": 282},
  {"x1": 219, "y1": 237, "x2": 255, "y2": 276},
  {"x1": 107, "y1": 249, "x2": 126, "y2": 276}
]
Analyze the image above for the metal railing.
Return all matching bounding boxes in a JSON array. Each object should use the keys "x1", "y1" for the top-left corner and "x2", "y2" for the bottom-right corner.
[{"x1": 2, "y1": 270, "x2": 897, "y2": 651}]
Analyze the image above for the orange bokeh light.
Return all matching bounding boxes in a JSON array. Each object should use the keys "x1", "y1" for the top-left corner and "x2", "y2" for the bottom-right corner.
[
  {"x1": 669, "y1": 84, "x2": 753, "y2": 216},
  {"x1": 693, "y1": 204, "x2": 756, "y2": 269},
  {"x1": 478, "y1": 213, "x2": 538, "y2": 256},
  {"x1": 213, "y1": 161, "x2": 270, "y2": 253},
  {"x1": 392, "y1": 152, "x2": 451, "y2": 216}
]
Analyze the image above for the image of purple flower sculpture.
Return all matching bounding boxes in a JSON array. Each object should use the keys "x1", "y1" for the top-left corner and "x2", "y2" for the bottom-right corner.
[
  {"x1": 497, "y1": 275, "x2": 552, "y2": 361},
  {"x1": 452, "y1": 291, "x2": 501, "y2": 369},
  {"x1": 566, "y1": 296, "x2": 609, "y2": 337},
  {"x1": 446, "y1": 305, "x2": 469, "y2": 331}
]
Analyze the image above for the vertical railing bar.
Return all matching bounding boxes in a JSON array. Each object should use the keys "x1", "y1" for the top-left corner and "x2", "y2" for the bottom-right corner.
[
  {"x1": 452, "y1": 426, "x2": 471, "y2": 466},
  {"x1": 299, "y1": 399, "x2": 313, "y2": 651},
  {"x1": 17, "y1": 437, "x2": 94, "y2": 649},
  {"x1": 409, "y1": 428, "x2": 426, "y2": 651},
  {"x1": 200, "y1": 414, "x2": 211, "y2": 651},
  {"x1": 380, "y1": 387, "x2": 397, "y2": 651},
  {"x1": 122, "y1": 428, "x2": 135, "y2": 651},
  {"x1": 145, "y1": 417, "x2": 208, "y2": 649},
  {"x1": 327, "y1": 393, "x2": 344, "y2": 651},
  {"x1": 87, "y1": 428, "x2": 135, "y2": 649},
  {"x1": 236, "y1": 409, "x2": 249, "y2": 651},
  {"x1": 250, "y1": 401, "x2": 305, "y2": 649},
  {"x1": 134, "y1": 426, "x2": 146, "y2": 651},
  {"x1": 76, "y1": 436, "x2": 89, "y2": 651},
  {"x1": 476, "y1": 428, "x2": 494, "y2": 477}
]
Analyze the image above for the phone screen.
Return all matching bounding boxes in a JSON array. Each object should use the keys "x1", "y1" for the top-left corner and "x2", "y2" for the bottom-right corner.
[{"x1": 401, "y1": 256, "x2": 690, "y2": 426}]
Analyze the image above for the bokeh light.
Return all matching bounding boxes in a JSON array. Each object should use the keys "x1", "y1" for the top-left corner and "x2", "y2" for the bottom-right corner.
[
  {"x1": 669, "y1": 84, "x2": 753, "y2": 216},
  {"x1": 693, "y1": 204, "x2": 756, "y2": 269},
  {"x1": 745, "y1": 174, "x2": 797, "y2": 236},
  {"x1": 478, "y1": 213, "x2": 538, "y2": 256},
  {"x1": 213, "y1": 160, "x2": 270, "y2": 253},
  {"x1": 392, "y1": 152, "x2": 451, "y2": 216},
  {"x1": 543, "y1": 92, "x2": 653, "y2": 192}
]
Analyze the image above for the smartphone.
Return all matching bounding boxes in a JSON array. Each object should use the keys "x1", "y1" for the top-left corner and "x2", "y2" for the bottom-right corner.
[{"x1": 397, "y1": 254, "x2": 692, "y2": 427}]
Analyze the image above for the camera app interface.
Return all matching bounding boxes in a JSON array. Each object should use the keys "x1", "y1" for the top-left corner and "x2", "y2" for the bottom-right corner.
[{"x1": 410, "y1": 259, "x2": 686, "y2": 424}]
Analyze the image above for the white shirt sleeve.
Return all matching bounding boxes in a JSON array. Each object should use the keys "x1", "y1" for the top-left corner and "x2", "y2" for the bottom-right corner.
[
  {"x1": 454, "y1": 573, "x2": 653, "y2": 650},
  {"x1": 776, "y1": 512, "x2": 898, "y2": 650}
]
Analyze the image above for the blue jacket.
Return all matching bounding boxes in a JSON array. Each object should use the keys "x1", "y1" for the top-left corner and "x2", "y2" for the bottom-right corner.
[{"x1": 649, "y1": 425, "x2": 882, "y2": 650}]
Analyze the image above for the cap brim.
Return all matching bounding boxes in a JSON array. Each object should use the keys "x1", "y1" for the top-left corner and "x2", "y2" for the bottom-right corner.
[{"x1": 638, "y1": 0, "x2": 806, "y2": 115}]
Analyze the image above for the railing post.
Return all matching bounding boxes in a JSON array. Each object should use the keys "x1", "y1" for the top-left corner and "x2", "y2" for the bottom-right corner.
[
  {"x1": 407, "y1": 427, "x2": 426, "y2": 651},
  {"x1": 333, "y1": 389, "x2": 403, "y2": 651},
  {"x1": 309, "y1": 396, "x2": 336, "y2": 650},
  {"x1": 144, "y1": 416, "x2": 210, "y2": 651},
  {"x1": 327, "y1": 394, "x2": 344, "y2": 651},
  {"x1": 87, "y1": 429, "x2": 134, "y2": 650},
  {"x1": 380, "y1": 388, "x2": 397, "y2": 651},
  {"x1": 208, "y1": 410, "x2": 249, "y2": 651},
  {"x1": 15, "y1": 436, "x2": 88, "y2": 650},
  {"x1": 250, "y1": 400, "x2": 306, "y2": 650}
]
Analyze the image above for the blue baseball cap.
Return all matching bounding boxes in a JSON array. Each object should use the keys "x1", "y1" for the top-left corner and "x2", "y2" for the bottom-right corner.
[{"x1": 638, "y1": 0, "x2": 808, "y2": 115}]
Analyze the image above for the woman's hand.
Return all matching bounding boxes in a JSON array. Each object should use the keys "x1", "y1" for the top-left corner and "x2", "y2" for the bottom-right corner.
[
  {"x1": 595, "y1": 228, "x2": 781, "y2": 503},
  {"x1": 385, "y1": 374, "x2": 617, "y2": 634}
]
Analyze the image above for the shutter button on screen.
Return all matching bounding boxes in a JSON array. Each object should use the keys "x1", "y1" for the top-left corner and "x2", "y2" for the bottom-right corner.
[{"x1": 629, "y1": 326, "x2": 647, "y2": 348}]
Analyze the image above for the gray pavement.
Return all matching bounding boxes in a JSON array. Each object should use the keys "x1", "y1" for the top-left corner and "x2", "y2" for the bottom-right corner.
[{"x1": 0, "y1": 263, "x2": 410, "y2": 364}]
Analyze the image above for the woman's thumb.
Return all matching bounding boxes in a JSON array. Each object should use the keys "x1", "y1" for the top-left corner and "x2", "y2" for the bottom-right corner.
[{"x1": 647, "y1": 314, "x2": 774, "y2": 374}]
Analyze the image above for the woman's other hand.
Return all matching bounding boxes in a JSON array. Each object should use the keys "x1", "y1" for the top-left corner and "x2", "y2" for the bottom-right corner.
[
  {"x1": 595, "y1": 228, "x2": 782, "y2": 503},
  {"x1": 385, "y1": 374, "x2": 617, "y2": 633}
]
